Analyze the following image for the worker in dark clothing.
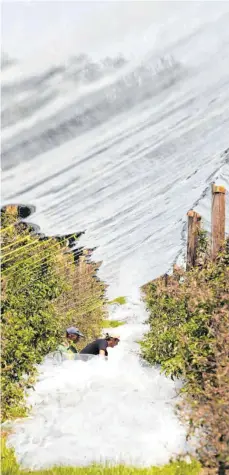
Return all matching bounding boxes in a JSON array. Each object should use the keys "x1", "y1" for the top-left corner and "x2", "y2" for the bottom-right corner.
[{"x1": 80, "y1": 332, "x2": 120, "y2": 357}]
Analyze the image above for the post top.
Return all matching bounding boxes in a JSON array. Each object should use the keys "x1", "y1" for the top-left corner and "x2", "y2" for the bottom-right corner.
[
  {"x1": 212, "y1": 184, "x2": 226, "y2": 194},
  {"x1": 187, "y1": 210, "x2": 201, "y2": 219}
]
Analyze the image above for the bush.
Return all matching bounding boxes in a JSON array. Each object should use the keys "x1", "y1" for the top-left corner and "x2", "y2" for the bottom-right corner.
[
  {"x1": 141, "y1": 239, "x2": 229, "y2": 468},
  {"x1": 1, "y1": 208, "x2": 107, "y2": 420}
]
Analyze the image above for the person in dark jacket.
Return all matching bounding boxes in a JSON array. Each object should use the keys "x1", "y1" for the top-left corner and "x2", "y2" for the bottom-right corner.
[{"x1": 80, "y1": 332, "x2": 120, "y2": 358}]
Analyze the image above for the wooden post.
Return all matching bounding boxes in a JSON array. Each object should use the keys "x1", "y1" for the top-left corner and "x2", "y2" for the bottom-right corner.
[
  {"x1": 186, "y1": 210, "x2": 201, "y2": 270},
  {"x1": 164, "y1": 273, "x2": 169, "y2": 287},
  {"x1": 211, "y1": 184, "x2": 226, "y2": 260}
]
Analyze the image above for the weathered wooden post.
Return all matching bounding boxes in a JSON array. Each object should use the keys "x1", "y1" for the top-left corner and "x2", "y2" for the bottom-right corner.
[
  {"x1": 186, "y1": 210, "x2": 202, "y2": 270},
  {"x1": 211, "y1": 184, "x2": 226, "y2": 260},
  {"x1": 164, "y1": 273, "x2": 169, "y2": 287}
]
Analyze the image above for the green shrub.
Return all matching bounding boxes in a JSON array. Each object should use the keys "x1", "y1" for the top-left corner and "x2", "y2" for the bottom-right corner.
[
  {"x1": 1, "y1": 209, "x2": 107, "y2": 420},
  {"x1": 141, "y1": 239, "x2": 229, "y2": 468}
]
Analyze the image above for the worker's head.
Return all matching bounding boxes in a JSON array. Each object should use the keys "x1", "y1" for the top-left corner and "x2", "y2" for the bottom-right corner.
[
  {"x1": 105, "y1": 333, "x2": 120, "y2": 348},
  {"x1": 66, "y1": 327, "x2": 84, "y2": 343}
]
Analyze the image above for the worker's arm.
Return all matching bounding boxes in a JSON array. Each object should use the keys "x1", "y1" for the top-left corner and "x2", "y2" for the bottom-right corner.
[{"x1": 98, "y1": 339, "x2": 108, "y2": 357}]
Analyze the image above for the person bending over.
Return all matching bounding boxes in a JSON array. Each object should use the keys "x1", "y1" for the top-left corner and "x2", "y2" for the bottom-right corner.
[
  {"x1": 80, "y1": 332, "x2": 120, "y2": 358},
  {"x1": 57, "y1": 326, "x2": 84, "y2": 358}
]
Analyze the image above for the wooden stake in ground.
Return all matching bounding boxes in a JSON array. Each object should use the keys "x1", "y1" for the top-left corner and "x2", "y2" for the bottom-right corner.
[
  {"x1": 211, "y1": 184, "x2": 226, "y2": 260},
  {"x1": 186, "y1": 210, "x2": 202, "y2": 270}
]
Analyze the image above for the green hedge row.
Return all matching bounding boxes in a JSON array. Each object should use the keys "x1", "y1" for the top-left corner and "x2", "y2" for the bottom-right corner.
[
  {"x1": 1, "y1": 208, "x2": 107, "y2": 421},
  {"x1": 141, "y1": 238, "x2": 229, "y2": 469}
]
